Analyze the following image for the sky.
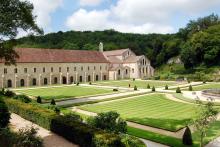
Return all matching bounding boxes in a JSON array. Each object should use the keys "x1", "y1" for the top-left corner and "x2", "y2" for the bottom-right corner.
[{"x1": 22, "y1": 0, "x2": 220, "y2": 36}]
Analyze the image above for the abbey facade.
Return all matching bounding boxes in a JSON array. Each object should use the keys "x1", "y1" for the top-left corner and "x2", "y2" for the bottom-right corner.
[{"x1": 0, "y1": 45, "x2": 154, "y2": 88}]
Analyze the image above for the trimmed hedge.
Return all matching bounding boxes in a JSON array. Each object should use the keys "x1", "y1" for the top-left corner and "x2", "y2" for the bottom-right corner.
[{"x1": 4, "y1": 98, "x2": 125, "y2": 147}]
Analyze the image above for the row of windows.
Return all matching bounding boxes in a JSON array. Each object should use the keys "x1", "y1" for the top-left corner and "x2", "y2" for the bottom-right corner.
[{"x1": 3, "y1": 66, "x2": 108, "y2": 74}]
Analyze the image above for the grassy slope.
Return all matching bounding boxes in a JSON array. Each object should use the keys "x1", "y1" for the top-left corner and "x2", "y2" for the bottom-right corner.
[
  {"x1": 182, "y1": 83, "x2": 220, "y2": 91},
  {"x1": 80, "y1": 94, "x2": 197, "y2": 131},
  {"x1": 14, "y1": 86, "x2": 112, "y2": 100}
]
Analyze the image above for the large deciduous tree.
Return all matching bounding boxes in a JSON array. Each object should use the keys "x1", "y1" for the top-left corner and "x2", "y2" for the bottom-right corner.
[{"x1": 0, "y1": 0, "x2": 42, "y2": 64}]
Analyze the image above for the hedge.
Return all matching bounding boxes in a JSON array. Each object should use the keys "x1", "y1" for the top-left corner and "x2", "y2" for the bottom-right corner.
[{"x1": 4, "y1": 98, "x2": 125, "y2": 147}]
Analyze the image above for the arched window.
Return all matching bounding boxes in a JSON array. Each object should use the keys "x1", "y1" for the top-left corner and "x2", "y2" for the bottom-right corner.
[
  {"x1": 44, "y1": 78, "x2": 48, "y2": 85},
  {"x1": 54, "y1": 77, "x2": 58, "y2": 84},
  {"x1": 62, "y1": 76, "x2": 67, "y2": 84},
  {"x1": 126, "y1": 69, "x2": 128, "y2": 75},
  {"x1": 118, "y1": 69, "x2": 121, "y2": 75},
  {"x1": 20, "y1": 79, "x2": 25, "y2": 87},
  {"x1": 79, "y1": 76, "x2": 83, "y2": 82},
  {"x1": 7, "y1": 79, "x2": 12, "y2": 88},
  {"x1": 88, "y1": 75, "x2": 91, "y2": 82},
  {"x1": 32, "y1": 78, "x2": 37, "y2": 86},
  {"x1": 96, "y1": 75, "x2": 99, "y2": 81},
  {"x1": 70, "y1": 76, "x2": 74, "y2": 83},
  {"x1": 103, "y1": 75, "x2": 107, "y2": 80}
]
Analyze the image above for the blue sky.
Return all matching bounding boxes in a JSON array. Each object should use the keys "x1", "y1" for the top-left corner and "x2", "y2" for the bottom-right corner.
[{"x1": 28, "y1": 0, "x2": 220, "y2": 35}]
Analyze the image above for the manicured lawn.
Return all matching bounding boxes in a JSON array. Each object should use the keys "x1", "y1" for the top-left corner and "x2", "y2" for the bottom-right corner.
[
  {"x1": 14, "y1": 86, "x2": 113, "y2": 100},
  {"x1": 183, "y1": 83, "x2": 220, "y2": 91},
  {"x1": 80, "y1": 94, "x2": 197, "y2": 131},
  {"x1": 95, "y1": 80, "x2": 182, "y2": 88}
]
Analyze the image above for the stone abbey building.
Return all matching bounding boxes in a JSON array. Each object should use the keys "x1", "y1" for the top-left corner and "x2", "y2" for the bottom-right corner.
[{"x1": 0, "y1": 43, "x2": 154, "y2": 88}]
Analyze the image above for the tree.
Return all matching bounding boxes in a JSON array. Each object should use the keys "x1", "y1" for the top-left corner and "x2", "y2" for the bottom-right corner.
[
  {"x1": 189, "y1": 85, "x2": 193, "y2": 91},
  {"x1": 182, "y1": 126, "x2": 193, "y2": 145},
  {"x1": 147, "y1": 84, "x2": 150, "y2": 89},
  {"x1": 36, "y1": 96, "x2": 42, "y2": 103},
  {"x1": 176, "y1": 87, "x2": 181, "y2": 93},
  {"x1": 0, "y1": 0, "x2": 42, "y2": 64},
  {"x1": 193, "y1": 100, "x2": 218, "y2": 147},
  {"x1": 165, "y1": 85, "x2": 168, "y2": 90},
  {"x1": 152, "y1": 86, "x2": 155, "y2": 92},
  {"x1": 0, "y1": 98, "x2": 10, "y2": 128},
  {"x1": 134, "y1": 85, "x2": 137, "y2": 91},
  {"x1": 87, "y1": 111, "x2": 127, "y2": 133},
  {"x1": 50, "y1": 99, "x2": 56, "y2": 105}
]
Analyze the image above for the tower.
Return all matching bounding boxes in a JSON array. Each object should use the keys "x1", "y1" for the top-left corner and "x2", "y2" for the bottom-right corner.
[{"x1": 99, "y1": 42, "x2": 103, "y2": 52}]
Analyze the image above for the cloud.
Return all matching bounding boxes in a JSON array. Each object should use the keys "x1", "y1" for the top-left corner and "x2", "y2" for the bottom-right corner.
[
  {"x1": 79, "y1": 0, "x2": 103, "y2": 6},
  {"x1": 66, "y1": 0, "x2": 220, "y2": 34},
  {"x1": 29, "y1": 0, "x2": 63, "y2": 29}
]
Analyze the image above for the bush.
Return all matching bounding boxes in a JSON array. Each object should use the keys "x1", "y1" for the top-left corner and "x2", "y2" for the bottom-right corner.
[
  {"x1": 152, "y1": 86, "x2": 155, "y2": 92},
  {"x1": 120, "y1": 134, "x2": 145, "y2": 147},
  {"x1": 203, "y1": 80, "x2": 206, "y2": 84},
  {"x1": 165, "y1": 85, "x2": 168, "y2": 90},
  {"x1": 189, "y1": 85, "x2": 193, "y2": 91},
  {"x1": 176, "y1": 87, "x2": 181, "y2": 93},
  {"x1": 182, "y1": 126, "x2": 193, "y2": 145},
  {"x1": 154, "y1": 76, "x2": 160, "y2": 80},
  {"x1": 147, "y1": 84, "x2": 150, "y2": 89},
  {"x1": 4, "y1": 90, "x2": 16, "y2": 97},
  {"x1": 76, "y1": 82, "x2": 79, "y2": 86},
  {"x1": 50, "y1": 99, "x2": 56, "y2": 105},
  {"x1": 89, "y1": 82, "x2": 92, "y2": 85},
  {"x1": 132, "y1": 78, "x2": 135, "y2": 81},
  {"x1": 113, "y1": 88, "x2": 118, "y2": 92},
  {"x1": 134, "y1": 85, "x2": 137, "y2": 91},
  {"x1": 0, "y1": 128, "x2": 16, "y2": 147},
  {"x1": 37, "y1": 96, "x2": 42, "y2": 103},
  {"x1": 0, "y1": 88, "x2": 5, "y2": 96},
  {"x1": 13, "y1": 95, "x2": 31, "y2": 103},
  {"x1": 0, "y1": 98, "x2": 10, "y2": 128},
  {"x1": 16, "y1": 127, "x2": 43, "y2": 147}
]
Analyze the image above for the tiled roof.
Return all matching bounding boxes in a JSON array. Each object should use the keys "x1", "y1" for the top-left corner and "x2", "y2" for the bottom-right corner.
[
  {"x1": 103, "y1": 49, "x2": 129, "y2": 56},
  {"x1": 2, "y1": 48, "x2": 109, "y2": 63},
  {"x1": 124, "y1": 55, "x2": 143, "y2": 63},
  {"x1": 107, "y1": 56, "x2": 123, "y2": 64}
]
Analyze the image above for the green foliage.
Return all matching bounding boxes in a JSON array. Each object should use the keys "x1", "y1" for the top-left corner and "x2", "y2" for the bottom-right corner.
[
  {"x1": 4, "y1": 90, "x2": 16, "y2": 97},
  {"x1": 0, "y1": 98, "x2": 10, "y2": 128},
  {"x1": 37, "y1": 96, "x2": 42, "y2": 103},
  {"x1": 13, "y1": 95, "x2": 31, "y2": 103},
  {"x1": 189, "y1": 85, "x2": 193, "y2": 91},
  {"x1": 50, "y1": 99, "x2": 56, "y2": 105},
  {"x1": 182, "y1": 126, "x2": 193, "y2": 145},
  {"x1": 113, "y1": 88, "x2": 118, "y2": 91},
  {"x1": 120, "y1": 134, "x2": 145, "y2": 147},
  {"x1": 134, "y1": 85, "x2": 137, "y2": 91},
  {"x1": 152, "y1": 86, "x2": 155, "y2": 92},
  {"x1": 0, "y1": 128, "x2": 17, "y2": 147},
  {"x1": 176, "y1": 87, "x2": 181, "y2": 93},
  {"x1": 16, "y1": 127, "x2": 43, "y2": 147},
  {"x1": 88, "y1": 111, "x2": 127, "y2": 134},
  {"x1": 147, "y1": 84, "x2": 150, "y2": 89},
  {"x1": 165, "y1": 85, "x2": 168, "y2": 90}
]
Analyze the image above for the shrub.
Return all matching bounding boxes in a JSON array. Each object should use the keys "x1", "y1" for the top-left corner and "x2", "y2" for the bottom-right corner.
[
  {"x1": 89, "y1": 82, "x2": 92, "y2": 85},
  {"x1": 203, "y1": 80, "x2": 206, "y2": 84},
  {"x1": 13, "y1": 95, "x2": 31, "y2": 103},
  {"x1": 147, "y1": 84, "x2": 150, "y2": 89},
  {"x1": 4, "y1": 90, "x2": 16, "y2": 97},
  {"x1": 189, "y1": 85, "x2": 193, "y2": 91},
  {"x1": 113, "y1": 88, "x2": 118, "y2": 92},
  {"x1": 0, "y1": 128, "x2": 16, "y2": 147},
  {"x1": 154, "y1": 76, "x2": 160, "y2": 80},
  {"x1": 87, "y1": 111, "x2": 127, "y2": 134},
  {"x1": 50, "y1": 99, "x2": 56, "y2": 105},
  {"x1": 133, "y1": 78, "x2": 135, "y2": 81},
  {"x1": 182, "y1": 126, "x2": 193, "y2": 145},
  {"x1": 0, "y1": 98, "x2": 10, "y2": 128},
  {"x1": 165, "y1": 85, "x2": 168, "y2": 90},
  {"x1": 54, "y1": 107, "x2": 60, "y2": 114},
  {"x1": 176, "y1": 87, "x2": 181, "y2": 93},
  {"x1": 152, "y1": 86, "x2": 155, "y2": 92},
  {"x1": 0, "y1": 88, "x2": 5, "y2": 96},
  {"x1": 76, "y1": 82, "x2": 79, "y2": 86},
  {"x1": 16, "y1": 127, "x2": 43, "y2": 147},
  {"x1": 134, "y1": 85, "x2": 137, "y2": 91},
  {"x1": 120, "y1": 134, "x2": 145, "y2": 147},
  {"x1": 37, "y1": 96, "x2": 42, "y2": 103}
]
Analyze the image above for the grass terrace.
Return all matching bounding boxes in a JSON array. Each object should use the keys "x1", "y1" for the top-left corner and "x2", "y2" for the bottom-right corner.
[
  {"x1": 95, "y1": 79, "x2": 183, "y2": 89},
  {"x1": 182, "y1": 83, "x2": 220, "y2": 91},
  {"x1": 14, "y1": 85, "x2": 114, "y2": 100},
  {"x1": 80, "y1": 94, "x2": 197, "y2": 131}
]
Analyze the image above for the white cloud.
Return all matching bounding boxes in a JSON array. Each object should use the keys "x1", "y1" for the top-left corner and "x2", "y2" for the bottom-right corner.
[
  {"x1": 79, "y1": 0, "x2": 102, "y2": 6},
  {"x1": 29, "y1": 0, "x2": 63, "y2": 29},
  {"x1": 66, "y1": 0, "x2": 220, "y2": 34}
]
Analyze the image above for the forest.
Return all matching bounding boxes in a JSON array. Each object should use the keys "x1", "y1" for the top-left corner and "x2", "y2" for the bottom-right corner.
[{"x1": 16, "y1": 14, "x2": 220, "y2": 69}]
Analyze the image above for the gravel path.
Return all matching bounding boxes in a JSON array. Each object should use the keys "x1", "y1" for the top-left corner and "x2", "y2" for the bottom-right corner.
[{"x1": 10, "y1": 113, "x2": 78, "y2": 147}]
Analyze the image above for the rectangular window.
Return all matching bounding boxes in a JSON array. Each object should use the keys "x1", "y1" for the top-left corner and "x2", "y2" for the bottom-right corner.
[
  {"x1": 4, "y1": 68, "x2": 7, "y2": 74},
  {"x1": 34, "y1": 68, "x2": 37, "y2": 73},
  {"x1": 51, "y1": 67, "x2": 53, "y2": 72},
  {"x1": 67, "y1": 67, "x2": 69, "y2": 72},
  {"x1": 94, "y1": 66, "x2": 96, "y2": 70},
  {"x1": 43, "y1": 67, "x2": 45, "y2": 73},
  {"x1": 88, "y1": 66, "x2": 90, "y2": 71},
  {"x1": 24, "y1": 68, "x2": 27, "y2": 73},
  {"x1": 74, "y1": 67, "x2": 76, "y2": 71},
  {"x1": 100, "y1": 66, "x2": 102, "y2": 70},
  {"x1": 81, "y1": 67, "x2": 83, "y2": 71},
  {"x1": 14, "y1": 68, "x2": 17, "y2": 73},
  {"x1": 59, "y1": 67, "x2": 61, "y2": 72}
]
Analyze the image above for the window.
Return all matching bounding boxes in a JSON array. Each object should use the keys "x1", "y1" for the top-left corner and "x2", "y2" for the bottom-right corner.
[
  {"x1": 51, "y1": 67, "x2": 53, "y2": 72},
  {"x1": 132, "y1": 68, "x2": 134, "y2": 73},
  {"x1": 43, "y1": 67, "x2": 45, "y2": 73},
  {"x1": 118, "y1": 70, "x2": 120, "y2": 75},
  {"x1": 100, "y1": 66, "x2": 102, "y2": 70},
  {"x1": 94, "y1": 66, "x2": 96, "y2": 70},
  {"x1": 24, "y1": 68, "x2": 27, "y2": 73},
  {"x1": 4, "y1": 68, "x2": 7, "y2": 74},
  {"x1": 67, "y1": 67, "x2": 69, "y2": 72},
  {"x1": 59, "y1": 67, "x2": 61, "y2": 72},
  {"x1": 126, "y1": 69, "x2": 128, "y2": 75},
  {"x1": 81, "y1": 67, "x2": 83, "y2": 71},
  {"x1": 74, "y1": 67, "x2": 76, "y2": 71},
  {"x1": 34, "y1": 68, "x2": 37, "y2": 73},
  {"x1": 14, "y1": 68, "x2": 18, "y2": 73},
  {"x1": 88, "y1": 66, "x2": 90, "y2": 71}
]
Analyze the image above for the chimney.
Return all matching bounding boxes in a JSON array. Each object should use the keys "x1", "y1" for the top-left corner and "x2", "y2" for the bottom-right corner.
[{"x1": 99, "y1": 42, "x2": 103, "y2": 52}]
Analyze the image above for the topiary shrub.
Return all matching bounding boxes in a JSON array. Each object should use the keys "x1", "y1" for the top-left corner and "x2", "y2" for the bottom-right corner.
[
  {"x1": 176, "y1": 87, "x2": 181, "y2": 93},
  {"x1": 152, "y1": 86, "x2": 155, "y2": 92},
  {"x1": 89, "y1": 82, "x2": 92, "y2": 85},
  {"x1": 76, "y1": 82, "x2": 79, "y2": 86},
  {"x1": 203, "y1": 80, "x2": 206, "y2": 84},
  {"x1": 189, "y1": 85, "x2": 193, "y2": 91},
  {"x1": 133, "y1": 78, "x2": 135, "y2": 81},
  {"x1": 37, "y1": 96, "x2": 42, "y2": 103},
  {"x1": 113, "y1": 88, "x2": 118, "y2": 92},
  {"x1": 134, "y1": 85, "x2": 137, "y2": 91},
  {"x1": 54, "y1": 107, "x2": 60, "y2": 114},
  {"x1": 50, "y1": 99, "x2": 56, "y2": 105},
  {"x1": 182, "y1": 126, "x2": 193, "y2": 146},
  {"x1": 165, "y1": 85, "x2": 168, "y2": 90},
  {"x1": 147, "y1": 84, "x2": 150, "y2": 89},
  {"x1": 0, "y1": 98, "x2": 10, "y2": 128}
]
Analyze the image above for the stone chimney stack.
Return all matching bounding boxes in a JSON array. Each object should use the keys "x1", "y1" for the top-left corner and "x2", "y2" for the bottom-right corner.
[{"x1": 99, "y1": 42, "x2": 103, "y2": 52}]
